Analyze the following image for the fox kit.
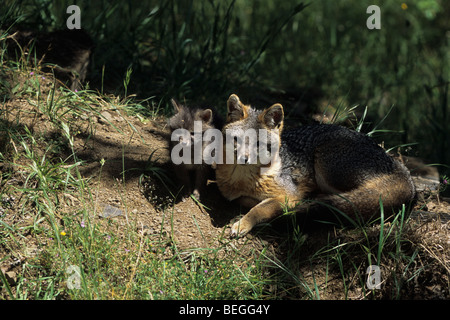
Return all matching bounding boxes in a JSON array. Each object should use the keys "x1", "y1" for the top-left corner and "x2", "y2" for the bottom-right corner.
[
  {"x1": 168, "y1": 99, "x2": 221, "y2": 199},
  {"x1": 215, "y1": 94, "x2": 416, "y2": 237}
]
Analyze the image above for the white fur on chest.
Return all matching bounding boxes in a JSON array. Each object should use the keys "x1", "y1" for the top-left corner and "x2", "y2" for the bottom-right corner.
[{"x1": 216, "y1": 156, "x2": 283, "y2": 201}]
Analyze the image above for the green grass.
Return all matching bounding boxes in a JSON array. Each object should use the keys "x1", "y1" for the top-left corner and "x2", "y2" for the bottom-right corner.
[
  {"x1": 261, "y1": 202, "x2": 441, "y2": 300},
  {"x1": 22, "y1": 214, "x2": 267, "y2": 300}
]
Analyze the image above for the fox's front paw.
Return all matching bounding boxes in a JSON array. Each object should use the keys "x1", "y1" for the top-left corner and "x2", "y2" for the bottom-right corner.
[{"x1": 230, "y1": 218, "x2": 252, "y2": 238}]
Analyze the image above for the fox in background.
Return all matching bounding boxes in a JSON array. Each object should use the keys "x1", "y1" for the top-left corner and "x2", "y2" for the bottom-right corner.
[
  {"x1": 168, "y1": 99, "x2": 223, "y2": 200},
  {"x1": 215, "y1": 94, "x2": 416, "y2": 237}
]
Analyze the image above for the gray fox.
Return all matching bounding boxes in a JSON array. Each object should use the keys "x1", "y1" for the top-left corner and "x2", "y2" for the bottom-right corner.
[
  {"x1": 168, "y1": 99, "x2": 222, "y2": 199},
  {"x1": 215, "y1": 94, "x2": 416, "y2": 237}
]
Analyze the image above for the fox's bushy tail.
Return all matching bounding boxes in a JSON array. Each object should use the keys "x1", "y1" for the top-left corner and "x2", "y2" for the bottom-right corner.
[{"x1": 312, "y1": 161, "x2": 416, "y2": 224}]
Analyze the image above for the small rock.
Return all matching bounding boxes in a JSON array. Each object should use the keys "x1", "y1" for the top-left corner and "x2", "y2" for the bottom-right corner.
[
  {"x1": 1, "y1": 269, "x2": 17, "y2": 286},
  {"x1": 98, "y1": 111, "x2": 114, "y2": 124}
]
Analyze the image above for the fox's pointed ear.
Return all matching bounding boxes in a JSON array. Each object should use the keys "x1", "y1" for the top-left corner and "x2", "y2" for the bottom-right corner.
[
  {"x1": 199, "y1": 109, "x2": 213, "y2": 124},
  {"x1": 171, "y1": 99, "x2": 181, "y2": 113},
  {"x1": 262, "y1": 103, "x2": 284, "y2": 130},
  {"x1": 227, "y1": 94, "x2": 246, "y2": 122}
]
